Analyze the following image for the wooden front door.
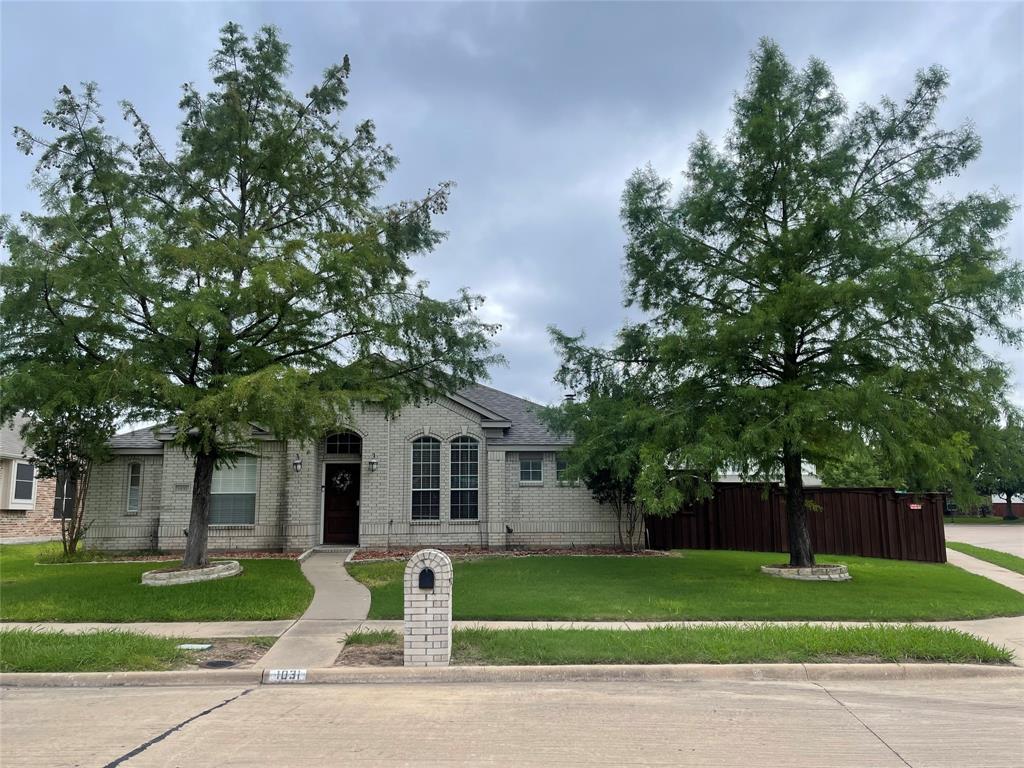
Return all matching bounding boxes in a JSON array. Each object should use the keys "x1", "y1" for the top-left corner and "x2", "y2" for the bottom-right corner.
[{"x1": 323, "y1": 463, "x2": 360, "y2": 544}]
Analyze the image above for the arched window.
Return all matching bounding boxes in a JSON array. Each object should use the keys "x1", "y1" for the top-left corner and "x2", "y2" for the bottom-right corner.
[
  {"x1": 411, "y1": 437, "x2": 440, "y2": 520},
  {"x1": 325, "y1": 431, "x2": 362, "y2": 455},
  {"x1": 450, "y1": 437, "x2": 479, "y2": 520}
]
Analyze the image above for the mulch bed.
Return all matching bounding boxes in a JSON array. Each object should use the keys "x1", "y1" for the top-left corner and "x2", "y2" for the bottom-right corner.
[
  {"x1": 349, "y1": 546, "x2": 669, "y2": 563},
  {"x1": 38, "y1": 550, "x2": 302, "y2": 564},
  {"x1": 335, "y1": 642, "x2": 404, "y2": 667},
  {"x1": 184, "y1": 639, "x2": 273, "y2": 670}
]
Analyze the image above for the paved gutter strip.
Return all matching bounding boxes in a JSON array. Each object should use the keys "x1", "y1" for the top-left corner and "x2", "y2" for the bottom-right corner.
[{"x1": 2, "y1": 663, "x2": 1020, "y2": 688}]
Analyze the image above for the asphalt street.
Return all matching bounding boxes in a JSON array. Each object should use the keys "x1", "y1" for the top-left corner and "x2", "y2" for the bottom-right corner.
[{"x1": 2, "y1": 677, "x2": 1021, "y2": 767}]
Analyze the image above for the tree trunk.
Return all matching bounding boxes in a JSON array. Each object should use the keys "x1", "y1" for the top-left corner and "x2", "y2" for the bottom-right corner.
[
  {"x1": 183, "y1": 452, "x2": 216, "y2": 568},
  {"x1": 1006, "y1": 491, "x2": 1019, "y2": 521},
  {"x1": 783, "y1": 442, "x2": 814, "y2": 567},
  {"x1": 65, "y1": 465, "x2": 90, "y2": 556}
]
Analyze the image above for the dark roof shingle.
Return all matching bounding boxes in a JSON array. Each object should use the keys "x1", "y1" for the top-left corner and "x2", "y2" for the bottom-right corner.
[{"x1": 457, "y1": 384, "x2": 571, "y2": 446}]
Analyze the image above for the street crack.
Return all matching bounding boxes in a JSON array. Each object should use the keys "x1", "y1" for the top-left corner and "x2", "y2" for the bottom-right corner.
[
  {"x1": 812, "y1": 681, "x2": 913, "y2": 767},
  {"x1": 102, "y1": 688, "x2": 254, "y2": 767}
]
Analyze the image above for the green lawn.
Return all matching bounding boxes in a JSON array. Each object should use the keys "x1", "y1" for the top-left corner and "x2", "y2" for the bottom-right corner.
[
  {"x1": 946, "y1": 516, "x2": 1022, "y2": 524},
  {"x1": 347, "y1": 550, "x2": 1024, "y2": 621},
  {"x1": 0, "y1": 543, "x2": 313, "y2": 622},
  {"x1": 947, "y1": 542, "x2": 1024, "y2": 576},
  {"x1": 345, "y1": 625, "x2": 1012, "y2": 665},
  {"x1": 0, "y1": 629, "x2": 190, "y2": 672}
]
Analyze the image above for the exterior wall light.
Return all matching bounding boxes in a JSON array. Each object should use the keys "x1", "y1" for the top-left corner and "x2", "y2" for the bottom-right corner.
[
  {"x1": 368, "y1": 453, "x2": 379, "y2": 472},
  {"x1": 292, "y1": 453, "x2": 303, "y2": 473}
]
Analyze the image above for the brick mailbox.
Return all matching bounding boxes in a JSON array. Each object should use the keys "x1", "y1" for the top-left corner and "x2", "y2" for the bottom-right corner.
[{"x1": 403, "y1": 548, "x2": 453, "y2": 667}]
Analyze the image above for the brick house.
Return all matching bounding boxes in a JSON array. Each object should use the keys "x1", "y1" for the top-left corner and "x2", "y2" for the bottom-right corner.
[
  {"x1": 82, "y1": 384, "x2": 626, "y2": 552},
  {"x1": 0, "y1": 416, "x2": 59, "y2": 540}
]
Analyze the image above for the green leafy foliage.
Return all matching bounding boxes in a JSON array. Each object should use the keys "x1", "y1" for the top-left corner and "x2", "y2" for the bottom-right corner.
[
  {"x1": 1, "y1": 23, "x2": 500, "y2": 566},
  {"x1": 972, "y1": 416, "x2": 1024, "y2": 519},
  {"x1": 550, "y1": 39, "x2": 1023, "y2": 566},
  {"x1": 542, "y1": 386, "x2": 664, "y2": 548}
]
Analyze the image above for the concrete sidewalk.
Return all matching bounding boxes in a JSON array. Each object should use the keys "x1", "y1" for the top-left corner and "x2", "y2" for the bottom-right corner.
[
  {"x1": 254, "y1": 550, "x2": 371, "y2": 669},
  {"x1": 0, "y1": 620, "x2": 294, "y2": 638},
  {"x1": 946, "y1": 546, "x2": 1024, "y2": 594}
]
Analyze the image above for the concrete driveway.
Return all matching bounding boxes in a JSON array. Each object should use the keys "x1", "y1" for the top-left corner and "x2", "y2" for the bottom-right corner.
[
  {"x1": 2, "y1": 678, "x2": 1021, "y2": 767},
  {"x1": 945, "y1": 524, "x2": 1024, "y2": 556}
]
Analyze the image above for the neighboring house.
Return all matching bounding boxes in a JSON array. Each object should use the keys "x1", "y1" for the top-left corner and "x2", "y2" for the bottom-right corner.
[
  {"x1": 991, "y1": 495, "x2": 1023, "y2": 518},
  {"x1": 83, "y1": 384, "x2": 622, "y2": 552},
  {"x1": 0, "y1": 416, "x2": 58, "y2": 540},
  {"x1": 716, "y1": 465, "x2": 823, "y2": 487}
]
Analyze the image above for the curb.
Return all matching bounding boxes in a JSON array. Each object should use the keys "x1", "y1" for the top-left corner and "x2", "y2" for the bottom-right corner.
[{"x1": 2, "y1": 662, "x2": 1021, "y2": 688}]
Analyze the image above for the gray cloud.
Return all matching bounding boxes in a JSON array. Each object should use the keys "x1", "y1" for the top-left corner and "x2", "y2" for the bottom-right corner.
[{"x1": 3, "y1": 1, "x2": 1021, "y2": 405}]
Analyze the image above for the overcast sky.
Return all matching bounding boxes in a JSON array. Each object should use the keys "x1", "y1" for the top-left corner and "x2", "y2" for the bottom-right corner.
[{"x1": 3, "y1": 1, "x2": 1022, "y2": 407}]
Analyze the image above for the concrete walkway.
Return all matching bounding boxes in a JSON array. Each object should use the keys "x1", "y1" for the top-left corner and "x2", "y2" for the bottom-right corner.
[
  {"x1": 945, "y1": 523, "x2": 1024, "y2": 556},
  {"x1": 254, "y1": 550, "x2": 371, "y2": 669}
]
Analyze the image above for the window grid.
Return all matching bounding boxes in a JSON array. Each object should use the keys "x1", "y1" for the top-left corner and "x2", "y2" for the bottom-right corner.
[
  {"x1": 13, "y1": 462, "x2": 34, "y2": 501},
  {"x1": 53, "y1": 471, "x2": 76, "y2": 519},
  {"x1": 325, "y1": 432, "x2": 362, "y2": 454},
  {"x1": 450, "y1": 437, "x2": 479, "y2": 520},
  {"x1": 411, "y1": 437, "x2": 440, "y2": 520},
  {"x1": 519, "y1": 456, "x2": 543, "y2": 484},
  {"x1": 210, "y1": 455, "x2": 257, "y2": 525},
  {"x1": 126, "y1": 463, "x2": 142, "y2": 516},
  {"x1": 556, "y1": 457, "x2": 580, "y2": 487}
]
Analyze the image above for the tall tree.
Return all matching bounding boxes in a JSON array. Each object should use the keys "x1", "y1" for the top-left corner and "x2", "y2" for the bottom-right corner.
[
  {"x1": 2, "y1": 23, "x2": 499, "y2": 567},
  {"x1": 974, "y1": 415, "x2": 1024, "y2": 520},
  {"x1": 552, "y1": 39, "x2": 1022, "y2": 566}
]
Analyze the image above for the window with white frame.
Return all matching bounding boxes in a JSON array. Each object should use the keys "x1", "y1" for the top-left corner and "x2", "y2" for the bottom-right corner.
[
  {"x1": 519, "y1": 455, "x2": 543, "y2": 484},
  {"x1": 411, "y1": 437, "x2": 440, "y2": 520},
  {"x1": 12, "y1": 461, "x2": 35, "y2": 503},
  {"x1": 210, "y1": 455, "x2": 257, "y2": 525},
  {"x1": 556, "y1": 457, "x2": 569, "y2": 483},
  {"x1": 450, "y1": 436, "x2": 479, "y2": 520},
  {"x1": 125, "y1": 463, "x2": 142, "y2": 516}
]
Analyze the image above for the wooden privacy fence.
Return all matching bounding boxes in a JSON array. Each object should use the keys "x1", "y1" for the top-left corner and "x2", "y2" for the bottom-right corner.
[{"x1": 646, "y1": 484, "x2": 948, "y2": 563}]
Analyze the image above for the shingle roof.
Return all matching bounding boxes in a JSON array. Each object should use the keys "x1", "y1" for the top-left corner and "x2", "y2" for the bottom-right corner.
[
  {"x1": 457, "y1": 383, "x2": 571, "y2": 446},
  {"x1": 108, "y1": 426, "x2": 163, "y2": 451},
  {"x1": 107, "y1": 385, "x2": 572, "y2": 452},
  {"x1": 0, "y1": 414, "x2": 30, "y2": 458}
]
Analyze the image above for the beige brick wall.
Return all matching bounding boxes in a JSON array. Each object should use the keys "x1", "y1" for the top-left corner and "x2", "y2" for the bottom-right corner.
[
  {"x1": 80, "y1": 396, "x2": 630, "y2": 551},
  {"x1": 83, "y1": 455, "x2": 164, "y2": 549}
]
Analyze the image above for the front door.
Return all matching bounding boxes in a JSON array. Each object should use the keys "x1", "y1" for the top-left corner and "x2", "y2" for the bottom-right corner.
[{"x1": 323, "y1": 463, "x2": 360, "y2": 544}]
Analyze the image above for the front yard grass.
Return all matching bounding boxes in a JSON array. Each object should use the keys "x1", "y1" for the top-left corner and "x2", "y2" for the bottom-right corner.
[
  {"x1": 0, "y1": 629, "x2": 189, "y2": 672},
  {"x1": 946, "y1": 542, "x2": 1024, "y2": 576},
  {"x1": 342, "y1": 625, "x2": 1012, "y2": 665},
  {"x1": 347, "y1": 550, "x2": 1024, "y2": 621},
  {"x1": 0, "y1": 630, "x2": 279, "y2": 672},
  {"x1": 0, "y1": 543, "x2": 313, "y2": 622}
]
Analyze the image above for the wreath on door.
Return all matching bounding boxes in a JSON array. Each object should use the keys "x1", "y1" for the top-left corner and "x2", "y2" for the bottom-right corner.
[{"x1": 332, "y1": 471, "x2": 352, "y2": 492}]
